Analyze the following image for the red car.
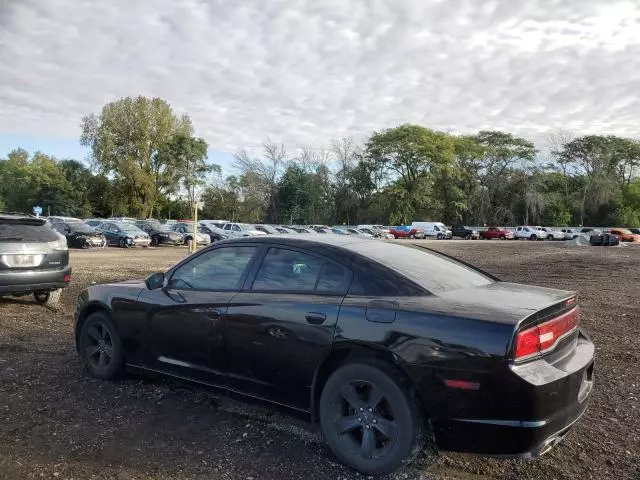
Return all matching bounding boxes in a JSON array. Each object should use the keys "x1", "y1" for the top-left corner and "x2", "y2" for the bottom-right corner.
[
  {"x1": 389, "y1": 225, "x2": 425, "y2": 239},
  {"x1": 480, "y1": 227, "x2": 514, "y2": 240}
]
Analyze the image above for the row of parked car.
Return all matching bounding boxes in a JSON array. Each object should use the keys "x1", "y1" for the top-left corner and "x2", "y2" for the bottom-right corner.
[
  {"x1": 43, "y1": 215, "x2": 640, "y2": 249},
  {"x1": 42, "y1": 217, "x2": 399, "y2": 249},
  {"x1": 391, "y1": 223, "x2": 640, "y2": 242}
]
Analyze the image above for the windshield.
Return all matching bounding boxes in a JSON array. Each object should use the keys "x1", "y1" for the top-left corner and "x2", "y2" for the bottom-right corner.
[
  {"x1": 68, "y1": 222, "x2": 97, "y2": 234},
  {"x1": 119, "y1": 224, "x2": 143, "y2": 233},
  {"x1": 143, "y1": 220, "x2": 167, "y2": 231}
]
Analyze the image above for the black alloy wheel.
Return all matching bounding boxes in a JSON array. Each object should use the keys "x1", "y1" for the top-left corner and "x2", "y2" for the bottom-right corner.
[
  {"x1": 319, "y1": 363, "x2": 428, "y2": 475},
  {"x1": 464, "y1": 233, "x2": 471, "y2": 240},
  {"x1": 118, "y1": 237, "x2": 127, "y2": 248},
  {"x1": 79, "y1": 312, "x2": 124, "y2": 379}
]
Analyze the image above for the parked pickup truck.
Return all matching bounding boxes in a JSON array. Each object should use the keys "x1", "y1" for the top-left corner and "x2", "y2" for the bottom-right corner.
[
  {"x1": 479, "y1": 227, "x2": 514, "y2": 240},
  {"x1": 389, "y1": 226, "x2": 425, "y2": 239},
  {"x1": 450, "y1": 225, "x2": 479, "y2": 239},
  {"x1": 514, "y1": 226, "x2": 546, "y2": 240}
]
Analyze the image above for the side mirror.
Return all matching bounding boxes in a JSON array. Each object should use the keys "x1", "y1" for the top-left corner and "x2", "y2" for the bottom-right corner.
[{"x1": 145, "y1": 272, "x2": 165, "y2": 290}]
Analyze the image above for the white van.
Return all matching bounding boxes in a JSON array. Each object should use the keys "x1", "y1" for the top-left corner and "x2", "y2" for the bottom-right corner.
[{"x1": 411, "y1": 221, "x2": 452, "y2": 239}]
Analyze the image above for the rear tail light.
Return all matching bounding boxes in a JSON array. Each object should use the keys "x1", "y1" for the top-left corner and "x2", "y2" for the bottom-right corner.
[
  {"x1": 63, "y1": 274, "x2": 72, "y2": 282},
  {"x1": 514, "y1": 306, "x2": 580, "y2": 361}
]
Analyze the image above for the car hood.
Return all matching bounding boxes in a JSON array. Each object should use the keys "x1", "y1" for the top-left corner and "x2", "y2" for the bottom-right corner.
[
  {"x1": 412, "y1": 281, "x2": 575, "y2": 326},
  {"x1": 78, "y1": 279, "x2": 147, "y2": 312}
]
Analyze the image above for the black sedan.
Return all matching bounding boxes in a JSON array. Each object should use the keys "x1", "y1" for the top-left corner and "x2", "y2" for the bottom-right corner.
[
  {"x1": 135, "y1": 219, "x2": 184, "y2": 246},
  {"x1": 74, "y1": 236, "x2": 594, "y2": 476},
  {"x1": 52, "y1": 220, "x2": 107, "y2": 248}
]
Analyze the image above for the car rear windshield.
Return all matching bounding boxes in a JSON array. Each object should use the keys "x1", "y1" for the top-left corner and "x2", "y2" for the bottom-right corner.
[
  {"x1": 0, "y1": 218, "x2": 60, "y2": 242},
  {"x1": 345, "y1": 241, "x2": 494, "y2": 293}
]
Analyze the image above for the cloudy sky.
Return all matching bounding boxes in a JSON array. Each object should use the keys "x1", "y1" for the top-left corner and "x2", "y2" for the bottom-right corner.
[{"x1": 1, "y1": 0, "x2": 640, "y2": 168}]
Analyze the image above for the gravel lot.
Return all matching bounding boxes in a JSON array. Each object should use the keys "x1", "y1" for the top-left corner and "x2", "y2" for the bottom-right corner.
[{"x1": 1, "y1": 241, "x2": 639, "y2": 480}]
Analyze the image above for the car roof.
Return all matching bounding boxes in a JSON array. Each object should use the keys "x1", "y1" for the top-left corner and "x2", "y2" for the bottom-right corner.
[{"x1": 0, "y1": 212, "x2": 45, "y2": 224}]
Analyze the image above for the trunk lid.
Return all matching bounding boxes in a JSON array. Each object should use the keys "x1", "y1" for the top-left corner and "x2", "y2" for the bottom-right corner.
[{"x1": 433, "y1": 282, "x2": 575, "y2": 326}]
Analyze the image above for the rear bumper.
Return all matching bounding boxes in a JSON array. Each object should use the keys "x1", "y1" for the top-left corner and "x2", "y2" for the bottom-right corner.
[
  {"x1": 432, "y1": 369, "x2": 592, "y2": 456},
  {"x1": 425, "y1": 331, "x2": 595, "y2": 457},
  {"x1": 0, "y1": 265, "x2": 72, "y2": 293}
]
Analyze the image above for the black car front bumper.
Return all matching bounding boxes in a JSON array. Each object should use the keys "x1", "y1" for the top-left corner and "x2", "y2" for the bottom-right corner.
[
  {"x1": 69, "y1": 236, "x2": 107, "y2": 249},
  {"x1": 0, "y1": 265, "x2": 72, "y2": 294},
  {"x1": 156, "y1": 236, "x2": 184, "y2": 246}
]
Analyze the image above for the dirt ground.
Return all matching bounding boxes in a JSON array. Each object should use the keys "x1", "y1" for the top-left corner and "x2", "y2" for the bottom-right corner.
[{"x1": 0, "y1": 241, "x2": 639, "y2": 480}]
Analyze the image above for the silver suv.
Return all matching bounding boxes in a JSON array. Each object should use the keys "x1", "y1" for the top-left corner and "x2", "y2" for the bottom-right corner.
[{"x1": 0, "y1": 213, "x2": 71, "y2": 306}]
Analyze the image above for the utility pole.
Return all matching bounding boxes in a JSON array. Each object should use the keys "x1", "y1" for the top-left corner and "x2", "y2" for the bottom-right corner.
[{"x1": 192, "y1": 202, "x2": 198, "y2": 254}]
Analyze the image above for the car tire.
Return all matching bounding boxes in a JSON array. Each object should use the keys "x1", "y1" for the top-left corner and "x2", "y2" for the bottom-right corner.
[
  {"x1": 464, "y1": 234, "x2": 471, "y2": 240},
  {"x1": 319, "y1": 362, "x2": 430, "y2": 476},
  {"x1": 499, "y1": 235, "x2": 506, "y2": 240},
  {"x1": 79, "y1": 312, "x2": 125, "y2": 380},
  {"x1": 33, "y1": 289, "x2": 62, "y2": 307},
  {"x1": 529, "y1": 234, "x2": 537, "y2": 241},
  {"x1": 118, "y1": 238, "x2": 127, "y2": 248},
  {"x1": 547, "y1": 235, "x2": 554, "y2": 241},
  {"x1": 151, "y1": 235, "x2": 159, "y2": 247},
  {"x1": 436, "y1": 233, "x2": 443, "y2": 240}
]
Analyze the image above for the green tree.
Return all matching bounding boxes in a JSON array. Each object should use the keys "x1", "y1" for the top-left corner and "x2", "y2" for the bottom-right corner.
[
  {"x1": 154, "y1": 134, "x2": 218, "y2": 211},
  {"x1": 80, "y1": 96, "x2": 193, "y2": 217},
  {"x1": 365, "y1": 124, "x2": 457, "y2": 223},
  {"x1": 473, "y1": 131, "x2": 537, "y2": 225}
]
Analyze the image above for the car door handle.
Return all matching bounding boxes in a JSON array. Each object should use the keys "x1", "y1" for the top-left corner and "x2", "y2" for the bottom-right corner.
[
  {"x1": 305, "y1": 312, "x2": 326, "y2": 325},
  {"x1": 193, "y1": 307, "x2": 222, "y2": 318}
]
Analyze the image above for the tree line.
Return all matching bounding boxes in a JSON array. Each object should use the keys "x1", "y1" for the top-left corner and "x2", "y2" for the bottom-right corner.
[{"x1": 1, "y1": 96, "x2": 639, "y2": 227}]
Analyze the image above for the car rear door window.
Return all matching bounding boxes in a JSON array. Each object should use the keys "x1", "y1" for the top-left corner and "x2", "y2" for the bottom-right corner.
[
  {"x1": 169, "y1": 246, "x2": 257, "y2": 291},
  {"x1": 251, "y1": 248, "x2": 347, "y2": 293}
]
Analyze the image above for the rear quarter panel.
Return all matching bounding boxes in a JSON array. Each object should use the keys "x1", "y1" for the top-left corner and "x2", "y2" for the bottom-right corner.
[{"x1": 335, "y1": 295, "x2": 515, "y2": 417}]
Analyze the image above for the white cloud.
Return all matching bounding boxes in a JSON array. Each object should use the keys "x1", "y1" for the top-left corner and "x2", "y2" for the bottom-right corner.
[{"x1": 1, "y1": 0, "x2": 640, "y2": 153}]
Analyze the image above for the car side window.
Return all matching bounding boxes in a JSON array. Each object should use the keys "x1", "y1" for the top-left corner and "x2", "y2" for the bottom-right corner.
[
  {"x1": 232, "y1": 225, "x2": 241, "y2": 231},
  {"x1": 251, "y1": 248, "x2": 347, "y2": 293},
  {"x1": 169, "y1": 246, "x2": 257, "y2": 291}
]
